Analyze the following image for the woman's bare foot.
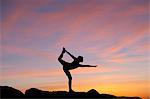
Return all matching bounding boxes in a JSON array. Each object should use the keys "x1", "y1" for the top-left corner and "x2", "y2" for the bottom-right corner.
[
  {"x1": 62, "y1": 47, "x2": 65, "y2": 53},
  {"x1": 69, "y1": 89, "x2": 75, "y2": 93}
]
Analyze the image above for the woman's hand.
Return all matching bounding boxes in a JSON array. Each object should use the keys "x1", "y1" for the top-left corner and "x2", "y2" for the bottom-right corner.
[
  {"x1": 63, "y1": 47, "x2": 68, "y2": 53},
  {"x1": 91, "y1": 65, "x2": 97, "y2": 67},
  {"x1": 62, "y1": 47, "x2": 66, "y2": 53}
]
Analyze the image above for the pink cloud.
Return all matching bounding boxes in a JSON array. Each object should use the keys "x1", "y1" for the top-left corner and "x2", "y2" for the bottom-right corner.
[
  {"x1": 129, "y1": 42, "x2": 149, "y2": 54},
  {"x1": 57, "y1": 7, "x2": 147, "y2": 51},
  {"x1": 2, "y1": 45, "x2": 56, "y2": 61},
  {"x1": 99, "y1": 25, "x2": 148, "y2": 56},
  {"x1": 2, "y1": 63, "x2": 125, "y2": 80},
  {"x1": 3, "y1": 0, "x2": 147, "y2": 48},
  {"x1": 107, "y1": 54, "x2": 148, "y2": 64},
  {"x1": 2, "y1": 68, "x2": 62, "y2": 80}
]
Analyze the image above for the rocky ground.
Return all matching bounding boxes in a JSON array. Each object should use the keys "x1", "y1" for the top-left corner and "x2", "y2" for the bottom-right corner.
[{"x1": 0, "y1": 86, "x2": 141, "y2": 98}]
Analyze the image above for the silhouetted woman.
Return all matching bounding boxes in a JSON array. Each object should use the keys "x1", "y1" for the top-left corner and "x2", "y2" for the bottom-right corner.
[{"x1": 58, "y1": 47, "x2": 97, "y2": 92}]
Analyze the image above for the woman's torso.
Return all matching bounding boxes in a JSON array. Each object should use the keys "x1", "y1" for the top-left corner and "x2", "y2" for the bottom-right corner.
[{"x1": 63, "y1": 60, "x2": 79, "y2": 70}]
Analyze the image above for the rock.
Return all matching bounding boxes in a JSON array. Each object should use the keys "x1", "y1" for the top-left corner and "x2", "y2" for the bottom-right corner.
[
  {"x1": 25, "y1": 88, "x2": 50, "y2": 97},
  {"x1": 87, "y1": 89, "x2": 99, "y2": 94},
  {"x1": 0, "y1": 86, "x2": 142, "y2": 98},
  {"x1": 0, "y1": 86, "x2": 24, "y2": 98}
]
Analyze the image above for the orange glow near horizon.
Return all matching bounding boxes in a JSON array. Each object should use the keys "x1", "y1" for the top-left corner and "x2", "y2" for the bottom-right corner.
[{"x1": 19, "y1": 80, "x2": 149, "y2": 99}]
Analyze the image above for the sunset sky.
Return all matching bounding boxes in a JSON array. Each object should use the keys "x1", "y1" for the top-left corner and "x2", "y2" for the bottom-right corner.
[{"x1": 1, "y1": 0, "x2": 149, "y2": 98}]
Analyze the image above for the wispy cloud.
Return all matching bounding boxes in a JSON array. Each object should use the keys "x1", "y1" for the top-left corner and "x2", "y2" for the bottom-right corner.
[{"x1": 2, "y1": 45, "x2": 55, "y2": 61}]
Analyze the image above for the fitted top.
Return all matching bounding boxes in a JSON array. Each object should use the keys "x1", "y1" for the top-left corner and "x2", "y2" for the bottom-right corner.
[{"x1": 63, "y1": 60, "x2": 80, "y2": 71}]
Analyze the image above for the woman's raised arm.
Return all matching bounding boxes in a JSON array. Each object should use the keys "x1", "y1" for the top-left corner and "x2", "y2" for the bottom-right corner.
[{"x1": 65, "y1": 48, "x2": 76, "y2": 60}]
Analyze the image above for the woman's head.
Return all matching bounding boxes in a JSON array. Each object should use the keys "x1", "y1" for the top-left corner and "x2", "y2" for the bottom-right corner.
[{"x1": 77, "y1": 56, "x2": 83, "y2": 62}]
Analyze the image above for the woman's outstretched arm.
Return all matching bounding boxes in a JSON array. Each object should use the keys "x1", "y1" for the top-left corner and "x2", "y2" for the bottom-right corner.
[
  {"x1": 79, "y1": 64, "x2": 97, "y2": 67},
  {"x1": 65, "y1": 49, "x2": 76, "y2": 60}
]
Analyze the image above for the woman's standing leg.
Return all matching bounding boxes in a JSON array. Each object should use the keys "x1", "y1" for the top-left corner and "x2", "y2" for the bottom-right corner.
[{"x1": 64, "y1": 70, "x2": 73, "y2": 92}]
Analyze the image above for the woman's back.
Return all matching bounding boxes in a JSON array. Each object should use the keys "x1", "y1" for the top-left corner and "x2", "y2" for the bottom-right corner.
[{"x1": 63, "y1": 60, "x2": 79, "y2": 70}]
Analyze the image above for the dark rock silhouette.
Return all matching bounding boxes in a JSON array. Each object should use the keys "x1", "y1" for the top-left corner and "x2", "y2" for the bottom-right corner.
[
  {"x1": 0, "y1": 86, "x2": 141, "y2": 98},
  {"x1": 25, "y1": 88, "x2": 50, "y2": 97},
  {"x1": 0, "y1": 86, "x2": 24, "y2": 98},
  {"x1": 25, "y1": 88, "x2": 108, "y2": 98},
  {"x1": 87, "y1": 89, "x2": 117, "y2": 98},
  {"x1": 87, "y1": 89, "x2": 100, "y2": 94}
]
